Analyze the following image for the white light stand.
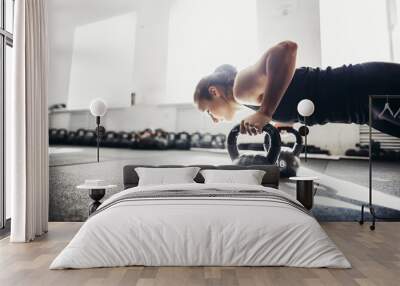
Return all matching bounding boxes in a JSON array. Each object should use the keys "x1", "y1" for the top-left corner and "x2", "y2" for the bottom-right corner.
[
  {"x1": 297, "y1": 99, "x2": 315, "y2": 162},
  {"x1": 89, "y1": 99, "x2": 108, "y2": 162}
]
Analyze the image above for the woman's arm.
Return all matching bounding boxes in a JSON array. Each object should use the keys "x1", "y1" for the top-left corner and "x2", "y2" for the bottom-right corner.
[
  {"x1": 259, "y1": 41, "x2": 298, "y2": 117},
  {"x1": 237, "y1": 41, "x2": 298, "y2": 135}
]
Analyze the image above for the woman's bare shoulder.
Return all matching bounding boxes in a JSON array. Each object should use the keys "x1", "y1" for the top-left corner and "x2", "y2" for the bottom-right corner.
[{"x1": 233, "y1": 56, "x2": 267, "y2": 104}]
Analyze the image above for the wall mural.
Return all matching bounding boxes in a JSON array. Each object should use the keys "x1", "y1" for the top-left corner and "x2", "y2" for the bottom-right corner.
[{"x1": 48, "y1": 0, "x2": 400, "y2": 222}]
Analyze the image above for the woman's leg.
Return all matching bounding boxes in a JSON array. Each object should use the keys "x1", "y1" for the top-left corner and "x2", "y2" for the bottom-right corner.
[
  {"x1": 357, "y1": 62, "x2": 400, "y2": 138},
  {"x1": 357, "y1": 62, "x2": 400, "y2": 95},
  {"x1": 371, "y1": 119, "x2": 400, "y2": 138}
]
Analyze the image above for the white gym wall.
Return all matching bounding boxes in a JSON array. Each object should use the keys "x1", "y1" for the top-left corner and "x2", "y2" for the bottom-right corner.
[
  {"x1": 166, "y1": 0, "x2": 258, "y2": 105},
  {"x1": 67, "y1": 12, "x2": 136, "y2": 109}
]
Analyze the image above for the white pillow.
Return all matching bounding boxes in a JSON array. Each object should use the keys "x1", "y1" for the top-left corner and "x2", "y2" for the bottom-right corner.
[
  {"x1": 135, "y1": 167, "x2": 201, "y2": 186},
  {"x1": 200, "y1": 169, "x2": 266, "y2": 185}
]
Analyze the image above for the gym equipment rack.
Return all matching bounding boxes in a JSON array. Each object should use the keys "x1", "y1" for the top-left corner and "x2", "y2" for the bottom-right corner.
[{"x1": 359, "y1": 95, "x2": 400, "y2": 230}]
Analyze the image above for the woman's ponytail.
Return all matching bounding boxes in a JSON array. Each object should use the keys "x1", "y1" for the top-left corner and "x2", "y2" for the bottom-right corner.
[
  {"x1": 194, "y1": 64, "x2": 237, "y2": 102},
  {"x1": 213, "y1": 64, "x2": 237, "y2": 86}
]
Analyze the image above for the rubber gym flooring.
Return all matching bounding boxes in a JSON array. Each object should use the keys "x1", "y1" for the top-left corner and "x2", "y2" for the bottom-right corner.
[{"x1": 49, "y1": 146, "x2": 400, "y2": 222}]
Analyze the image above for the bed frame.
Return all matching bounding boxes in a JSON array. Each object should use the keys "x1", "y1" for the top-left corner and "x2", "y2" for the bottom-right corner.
[{"x1": 123, "y1": 164, "x2": 280, "y2": 189}]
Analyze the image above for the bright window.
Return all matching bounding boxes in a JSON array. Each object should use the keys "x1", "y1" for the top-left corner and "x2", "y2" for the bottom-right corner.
[
  {"x1": 166, "y1": 0, "x2": 258, "y2": 104},
  {"x1": 67, "y1": 12, "x2": 136, "y2": 110},
  {"x1": 320, "y1": 0, "x2": 391, "y2": 67},
  {"x1": 1, "y1": 0, "x2": 14, "y2": 229}
]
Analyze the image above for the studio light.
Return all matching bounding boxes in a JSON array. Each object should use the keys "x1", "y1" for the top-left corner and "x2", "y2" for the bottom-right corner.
[{"x1": 89, "y1": 98, "x2": 108, "y2": 162}]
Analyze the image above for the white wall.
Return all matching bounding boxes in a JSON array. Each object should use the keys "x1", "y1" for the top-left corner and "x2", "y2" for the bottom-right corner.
[
  {"x1": 48, "y1": 0, "x2": 140, "y2": 107},
  {"x1": 257, "y1": 0, "x2": 322, "y2": 67},
  {"x1": 166, "y1": 0, "x2": 258, "y2": 104},
  {"x1": 48, "y1": 0, "x2": 171, "y2": 108},
  {"x1": 390, "y1": 0, "x2": 400, "y2": 61},
  {"x1": 319, "y1": 0, "x2": 390, "y2": 67},
  {"x1": 67, "y1": 12, "x2": 136, "y2": 109},
  {"x1": 132, "y1": 0, "x2": 171, "y2": 104}
]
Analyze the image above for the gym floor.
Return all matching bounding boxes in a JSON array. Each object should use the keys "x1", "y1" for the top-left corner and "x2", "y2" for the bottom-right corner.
[{"x1": 49, "y1": 146, "x2": 400, "y2": 222}]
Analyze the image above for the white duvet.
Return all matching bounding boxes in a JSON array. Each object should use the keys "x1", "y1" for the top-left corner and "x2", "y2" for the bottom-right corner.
[{"x1": 50, "y1": 183, "x2": 350, "y2": 269}]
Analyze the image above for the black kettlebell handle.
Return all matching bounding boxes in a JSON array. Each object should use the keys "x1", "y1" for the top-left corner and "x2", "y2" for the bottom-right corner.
[
  {"x1": 277, "y1": 127, "x2": 303, "y2": 156},
  {"x1": 227, "y1": 124, "x2": 281, "y2": 164}
]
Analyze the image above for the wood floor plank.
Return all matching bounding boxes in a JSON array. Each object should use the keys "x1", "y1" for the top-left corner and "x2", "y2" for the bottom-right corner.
[{"x1": 0, "y1": 222, "x2": 400, "y2": 286}]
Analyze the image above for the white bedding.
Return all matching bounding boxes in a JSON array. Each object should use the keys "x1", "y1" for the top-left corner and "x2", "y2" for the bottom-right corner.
[{"x1": 50, "y1": 183, "x2": 351, "y2": 269}]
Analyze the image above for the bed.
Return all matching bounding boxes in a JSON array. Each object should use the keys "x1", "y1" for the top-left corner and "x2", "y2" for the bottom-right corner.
[{"x1": 50, "y1": 164, "x2": 350, "y2": 269}]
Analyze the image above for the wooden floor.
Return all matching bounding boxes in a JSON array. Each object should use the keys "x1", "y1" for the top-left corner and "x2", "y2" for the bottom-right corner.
[{"x1": 0, "y1": 222, "x2": 399, "y2": 286}]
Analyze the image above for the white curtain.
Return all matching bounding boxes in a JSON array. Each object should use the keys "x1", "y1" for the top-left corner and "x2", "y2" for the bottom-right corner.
[{"x1": 10, "y1": 0, "x2": 49, "y2": 242}]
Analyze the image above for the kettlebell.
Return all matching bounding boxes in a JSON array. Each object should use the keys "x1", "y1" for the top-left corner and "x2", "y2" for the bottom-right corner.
[
  {"x1": 227, "y1": 124, "x2": 281, "y2": 166},
  {"x1": 276, "y1": 127, "x2": 303, "y2": 177}
]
